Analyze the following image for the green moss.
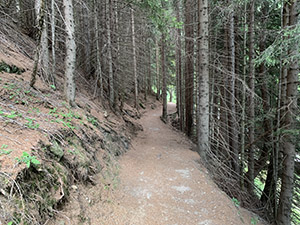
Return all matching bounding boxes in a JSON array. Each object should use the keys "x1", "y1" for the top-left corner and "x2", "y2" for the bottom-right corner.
[
  {"x1": 0, "y1": 61, "x2": 25, "y2": 74},
  {"x1": 49, "y1": 141, "x2": 64, "y2": 160}
]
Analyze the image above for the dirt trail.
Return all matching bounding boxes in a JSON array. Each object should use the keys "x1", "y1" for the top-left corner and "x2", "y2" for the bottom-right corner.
[{"x1": 92, "y1": 103, "x2": 262, "y2": 225}]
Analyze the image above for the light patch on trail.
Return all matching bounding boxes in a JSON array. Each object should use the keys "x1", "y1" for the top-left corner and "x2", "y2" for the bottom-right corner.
[
  {"x1": 185, "y1": 199, "x2": 196, "y2": 204},
  {"x1": 128, "y1": 187, "x2": 152, "y2": 199},
  {"x1": 198, "y1": 220, "x2": 212, "y2": 225},
  {"x1": 139, "y1": 178, "x2": 148, "y2": 183},
  {"x1": 175, "y1": 169, "x2": 190, "y2": 178},
  {"x1": 149, "y1": 127, "x2": 160, "y2": 131},
  {"x1": 172, "y1": 197, "x2": 196, "y2": 205},
  {"x1": 171, "y1": 185, "x2": 191, "y2": 194}
]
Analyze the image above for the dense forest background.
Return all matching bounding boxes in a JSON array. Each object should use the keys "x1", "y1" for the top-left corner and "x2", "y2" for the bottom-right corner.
[{"x1": 0, "y1": 0, "x2": 299, "y2": 224}]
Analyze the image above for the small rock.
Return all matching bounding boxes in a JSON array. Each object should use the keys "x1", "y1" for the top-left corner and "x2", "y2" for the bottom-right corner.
[
  {"x1": 71, "y1": 185, "x2": 78, "y2": 191},
  {"x1": 104, "y1": 111, "x2": 108, "y2": 118}
]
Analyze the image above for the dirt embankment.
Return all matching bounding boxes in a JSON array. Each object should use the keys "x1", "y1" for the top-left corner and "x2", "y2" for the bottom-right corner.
[{"x1": 0, "y1": 27, "x2": 145, "y2": 224}]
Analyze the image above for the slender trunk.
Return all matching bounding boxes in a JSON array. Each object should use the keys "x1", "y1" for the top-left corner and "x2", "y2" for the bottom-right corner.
[
  {"x1": 63, "y1": 0, "x2": 76, "y2": 106},
  {"x1": 83, "y1": 5, "x2": 91, "y2": 77},
  {"x1": 274, "y1": 2, "x2": 290, "y2": 218},
  {"x1": 94, "y1": 0, "x2": 103, "y2": 99},
  {"x1": 277, "y1": 1, "x2": 298, "y2": 224},
  {"x1": 219, "y1": 25, "x2": 229, "y2": 160},
  {"x1": 169, "y1": 89, "x2": 173, "y2": 102},
  {"x1": 197, "y1": 0, "x2": 209, "y2": 160},
  {"x1": 175, "y1": 0, "x2": 183, "y2": 131},
  {"x1": 107, "y1": 0, "x2": 114, "y2": 107},
  {"x1": 147, "y1": 43, "x2": 151, "y2": 98},
  {"x1": 35, "y1": 0, "x2": 49, "y2": 83},
  {"x1": 228, "y1": 7, "x2": 240, "y2": 175},
  {"x1": 184, "y1": 0, "x2": 194, "y2": 137},
  {"x1": 30, "y1": 0, "x2": 45, "y2": 87},
  {"x1": 258, "y1": 8, "x2": 276, "y2": 219},
  {"x1": 131, "y1": 8, "x2": 138, "y2": 109},
  {"x1": 247, "y1": 0, "x2": 255, "y2": 193},
  {"x1": 161, "y1": 31, "x2": 167, "y2": 121},
  {"x1": 50, "y1": 0, "x2": 56, "y2": 85},
  {"x1": 112, "y1": 1, "x2": 119, "y2": 106},
  {"x1": 240, "y1": 0, "x2": 247, "y2": 190},
  {"x1": 155, "y1": 38, "x2": 160, "y2": 100},
  {"x1": 211, "y1": 28, "x2": 219, "y2": 155},
  {"x1": 260, "y1": 58, "x2": 275, "y2": 213}
]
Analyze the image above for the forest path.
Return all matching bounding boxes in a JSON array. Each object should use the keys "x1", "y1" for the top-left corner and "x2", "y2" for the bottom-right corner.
[{"x1": 93, "y1": 103, "x2": 261, "y2": 225}]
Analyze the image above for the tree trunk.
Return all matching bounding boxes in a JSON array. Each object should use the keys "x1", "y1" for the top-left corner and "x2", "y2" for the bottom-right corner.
[
  {"x1": 155, "y1": 38, "x2": 160, "y2": 100},
  {"x1": 161, "y1": 31, "x2": 167, "y2": 121},
  {"x1": 274, "y1": 2, "x2": 289, "y2": 219},
  {"x1": 247, "y1": 0, "x2": 255, "y2": 193},
  {"x1": 35, "y1": 0, "x2": 49, "y2": 83},
  {"x1": 240, "y1": 0, "x2": 248, "y2": 190},
  {"x1": 107, "y1": 0, "x2": 114, "y2": 108},
  {"x1": 219, "y1": 24, "x2": 229, "y2": 161},
  {"x1": 175, "y1": 0, "x2": 183, "y2": 131},
  {"x1": 227, "y1": 6, "x2": 240, "y2": 175},
  {"x1": 277, "y1": 1, "x2": 298, "y2": 224},
  {"x1": 112, "y1": 1, "x2": 119, "y2": 106},
  {"x1": 184, "y1": 0, "x2": 194, "y2": 137},
  {"x1": 131, "y1": 8, "x2": 138, "y2": 109},
  {"x1": 197, "y1": 0, "x2": 209, "y2": 160},
  {"x1": 147, "y1": 42, "x2": 151, "y2": 96},
  {"x1": 258, "y1": 8, "x2": 276, "y2": 219},
  {"x1": 50, "y1": 0, "x2": 56, "y2": 85},
  {"x1": 30, "y1": 0, "x2": 45, "y2": 87},
  {"x1": 260, "y1": 59, "x2": 275, "y2": 217},
  {"x1": 63, "y1": 0, "x2": 76, "y2": 106},
  {"x1": 94, "y1": 0, "x2": 103, "y2": 99}
]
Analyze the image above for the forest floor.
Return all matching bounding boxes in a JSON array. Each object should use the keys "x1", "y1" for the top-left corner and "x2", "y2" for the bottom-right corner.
[{"x1": 50, "y1": 103, "x2": 266, "y2": 225}]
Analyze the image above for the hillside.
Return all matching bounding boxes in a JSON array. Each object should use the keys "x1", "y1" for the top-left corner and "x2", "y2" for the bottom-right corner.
[{"x1": 0, "y1": 22, "x2": 143, "y2": 224}]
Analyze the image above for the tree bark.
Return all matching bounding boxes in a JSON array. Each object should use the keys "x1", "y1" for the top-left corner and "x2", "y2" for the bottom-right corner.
[
  {"x1": 63, "y1": 0, "x2": 76, "y2": 106},
  {"x1": 184, "y1": 0, "x2": 194, "y2": 137},
  {"x1": 147, "y1": 42, "x2": 151, "y2": 97},
  {"x1": 36, "y1": 0, "x2": 49, "y2": 83},
  {"x1": 197, "y1": 0, "x2": 209, "y2": 160},
  {"x1": 247, "y1": 0, "x2": 255, "y2": 193},
  {"x1": 107, "y1": 0, "x2": 114, "y2": 108},
  {"x1": 155, "y1": 38, "x2": 160, "y2": 100},
  {"x1": 50, "y1": 0, "x2": 56, "y2": 85},
  {"x1": 131, "y1": 8, "x2": 138, "y2": 109},
  {"x1": 240, "y1": 0, "x2": 248, "y2": 190},
  {"x1": 227, "y1": 6, "x2": 240, "y2": 175},
  {"x1": 277, "y1": 1, "x2": 298, "y2": 224},
  {"x1": 161, "y1": 31, "x2": 167, "y2": 121},
  {"x1": 175, "y1": 0, "x2": 183, "y2": 131},
  {"x1": 274, "y1": 2, "x2": 289, "y2": 219},
  {"x1": 94, "y1": 0, "x2": 103, "y2": 99},
  {"x1": 30, "y1": 0, "x2": 45, "y2": 87}
]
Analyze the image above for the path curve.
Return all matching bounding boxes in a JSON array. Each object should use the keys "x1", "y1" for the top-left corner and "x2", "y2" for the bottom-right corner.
[{"x1": 97, "y1": 103, "x2": 261, "y2": 225}]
